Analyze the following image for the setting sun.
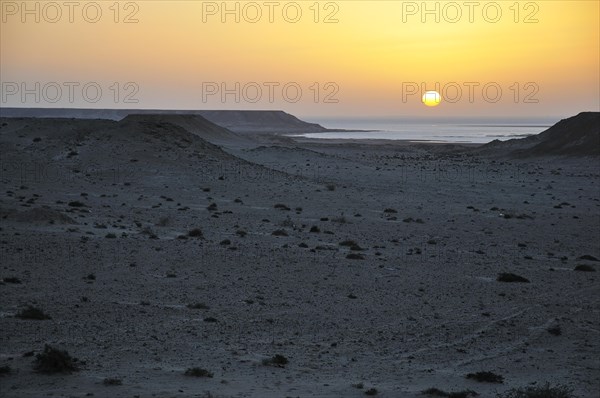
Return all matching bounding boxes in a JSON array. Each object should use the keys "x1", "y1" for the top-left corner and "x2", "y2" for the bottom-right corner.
[{"x1": 422, "y1": 91, "x2": 442, "y2": 107}]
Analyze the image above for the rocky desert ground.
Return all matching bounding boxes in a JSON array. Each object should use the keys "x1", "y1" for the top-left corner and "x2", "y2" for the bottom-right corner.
[{"x1": 0, "y1": 113, "x2": 598, "y2": 397}]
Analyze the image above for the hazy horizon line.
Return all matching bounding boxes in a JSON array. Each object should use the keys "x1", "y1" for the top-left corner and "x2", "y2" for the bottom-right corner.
[{"x1": 1, "y1": 106, "x2": 587, "y2": 122}]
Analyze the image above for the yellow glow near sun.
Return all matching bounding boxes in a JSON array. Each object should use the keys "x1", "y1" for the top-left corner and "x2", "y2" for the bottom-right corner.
[
  {"x1": 422, "y1": 91, "x2": 442, "y2": 107},
  {"x1": 0, "y1": 1, "x2": 598, "y2": 115}
]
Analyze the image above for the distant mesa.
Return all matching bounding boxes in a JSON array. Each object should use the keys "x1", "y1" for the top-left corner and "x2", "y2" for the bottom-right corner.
[
  {"x1": 195, "y1": 110, "x2": 327, "y2": 134},
  {"x1": 0, "y1": 108, "x2": 330, "y2": 135}
]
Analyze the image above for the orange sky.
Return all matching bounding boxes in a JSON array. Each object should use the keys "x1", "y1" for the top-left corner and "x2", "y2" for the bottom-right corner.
[{"x1": 1, "y1": 0, "x2": 598, "y2": 118}]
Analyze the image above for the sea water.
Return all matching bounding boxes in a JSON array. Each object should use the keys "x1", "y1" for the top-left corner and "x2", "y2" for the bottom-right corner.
[{"x1": 301, "y1": 117, "x2": 557, "y2": 144}]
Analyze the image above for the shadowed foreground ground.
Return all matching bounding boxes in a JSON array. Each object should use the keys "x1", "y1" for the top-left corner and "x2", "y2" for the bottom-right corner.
[{"x1": 0, "y1": 116, "x2": 598, "y2": 397}]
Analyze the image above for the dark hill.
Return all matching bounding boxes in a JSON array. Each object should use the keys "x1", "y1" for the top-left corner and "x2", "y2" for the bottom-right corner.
[
  {"x1": 118, "y1": 114, "x2": 252, "y2": 145},
  {"x1": 478, "y1": 112, "x2": 599, "y2": 157},
  {"x1": 0, "y1": 108, "x2": 328, "y2": 134},
  {"x1": 196, "y1": 110, "x2": 326, "y2": 133}
]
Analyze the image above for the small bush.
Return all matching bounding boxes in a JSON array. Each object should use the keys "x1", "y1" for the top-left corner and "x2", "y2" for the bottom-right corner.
[
  {"x1": 0, "y1": 365, "x2": 12, "y2": 375},
  {"x1": 262, "y1": 354, "x2": 288, "y2": 367},
  {"x1": 188, "y1": 228, "x2": 204, "y2": 238},
  {"x1": 365, "y1": 388, "x2": 378, "y2": 396},
  {"x1": 34, "y1": 345, "x2": 79, "y2": 374},
  {"x1": 383, "y1": 208, "x2": 397, "y2": 213},
  {"x1": 346, "y1": 253, "x2": 365, "y2": 260},
  {"x1": 325, "y1": 184, "x2": 336, "y2": 191},
  {"x1": 68, "y1": 201, "x2": 86, "y2": 207},
  {"x1": 421, "y1": 388, "x2": 478, "y2": 397},
  {"x1": 309, "y1": 226, "x2": 320, "y2": 233},
  {"x1": 184, "y1": 367, "x2": 213, "y2": 378},
  {"x1": 497, "y1": 383, "x2": 574, "y2": 398},
  {"x1": 3, "y1": 277, "x2": 21, "y2": 284},
  {"x1": 547, "y1": 325, "x2": 562, "y2": 336},
  {"x1": 465, "y1": 371, "x2": 504, "y2": 383},
  {"x1": 340, "y1": 240, "x2": 358, "y2": 247},
  {"x1": 103, "y1": 377, "x2": 123, "y2": 386},
  {"x1": 16, "y1": 305, "x2": 51, "y2": 320},
  {"x1": 422, "y1": 388, "x2": 449, "y2": 396},
  {"x1": 272, "y1": 229, "x2": 288, "y2": 237},
  {"x1": 574, "y1": 264, "x2": 595, "y2": 272},
  {"x1": 187, "y1": 302, "x2": 209, "y2": 310},
  {"x1": 497, "y1": 273, "x2": 530, "y2": 283},
  {"x1": 274, "y1": 204, "x2": 290, "y2": 211}
]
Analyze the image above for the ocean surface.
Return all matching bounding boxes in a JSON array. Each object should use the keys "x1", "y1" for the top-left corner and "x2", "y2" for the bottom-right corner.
[{"x1": 301, "y1": 117, "x2": 558, "y2": 144}]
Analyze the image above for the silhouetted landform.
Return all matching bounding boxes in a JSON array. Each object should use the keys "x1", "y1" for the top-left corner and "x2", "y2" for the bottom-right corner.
[
  {"x1": 196, "y1": 110, "x2": 327, "y2": 133},
  {"x1": 0, "y1": 112, "x2": 252, "y2": 146},
  {"x1": 0, "y1": 107, "x2": 350, "y2": 134},
  {"x1": 0, "y1": 115, "x2": 252, "y2": 172},
  {"x1": 478, "y1": 112, "x2": 599, "y2": 157},
  {"x1": 120, "y1": 114, "x2": 252, "y2": 145},
  {"x1": 0, "y1": 107, "x2": 129, "y2": 120}
]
